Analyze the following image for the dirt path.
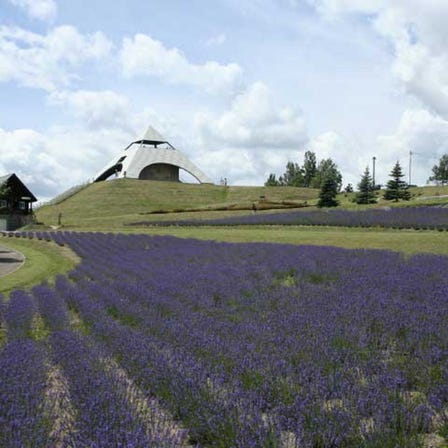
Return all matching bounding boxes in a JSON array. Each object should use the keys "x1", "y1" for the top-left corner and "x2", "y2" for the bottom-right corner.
[{"x1": 0, "y1": 243, "x2": 25, "y2": 278}]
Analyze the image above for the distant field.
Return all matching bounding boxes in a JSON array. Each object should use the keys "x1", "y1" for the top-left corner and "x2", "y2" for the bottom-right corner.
[
  {"x1": 35, "y1": 179, "x2": 448, "y2": 230},
  {"x1": 30, "y1": 179, "x2": 448, "y2": 259},
  {"x1": 134, "y1": 225, "x2": 448, "y2": 256}
]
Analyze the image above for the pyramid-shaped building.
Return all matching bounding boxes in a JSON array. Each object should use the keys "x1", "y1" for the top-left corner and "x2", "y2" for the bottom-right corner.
[{"x1": 94, "y1": 126, "x2": 212, "y2": 184}]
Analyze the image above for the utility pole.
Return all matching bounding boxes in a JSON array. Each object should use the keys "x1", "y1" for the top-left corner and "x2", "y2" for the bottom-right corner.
[
  {"x1": 372, "y1": 156, "x2": 376, "y2": 188},
  {"x1": 409, "y1": 150, "x2": 413, "y2": 186}
]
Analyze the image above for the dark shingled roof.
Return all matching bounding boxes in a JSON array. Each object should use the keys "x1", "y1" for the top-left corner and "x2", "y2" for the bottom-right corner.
[{"x1": 0, "y1": 173, "x2": 37, "y2": 202}]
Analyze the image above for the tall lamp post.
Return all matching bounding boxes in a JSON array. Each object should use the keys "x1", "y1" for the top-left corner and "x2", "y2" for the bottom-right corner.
[{"x1": 372, "y1": 156, "x2": 376, "y2": 189}]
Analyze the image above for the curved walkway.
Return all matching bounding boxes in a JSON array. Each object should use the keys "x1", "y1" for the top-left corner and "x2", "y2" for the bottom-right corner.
[{"x1": 0, "y1": 243, "x2": 25, "y2": 278}]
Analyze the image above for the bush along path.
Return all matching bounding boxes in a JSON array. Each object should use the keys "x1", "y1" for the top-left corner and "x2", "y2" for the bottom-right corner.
[{"x1": 1, "y1": 231, "x2": 448, "y2": 447}]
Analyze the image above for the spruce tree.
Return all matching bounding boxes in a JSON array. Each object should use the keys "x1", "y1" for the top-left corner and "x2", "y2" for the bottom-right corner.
[
  {"x1": 355, "y1": 167, "x2": 376, "y2": 204},
  {"x1": 317, "y1": 176, "x2": 339, "y2": 207},
  {"x1": 383, "y1": 161, "x2": 411, "y2": 202}
]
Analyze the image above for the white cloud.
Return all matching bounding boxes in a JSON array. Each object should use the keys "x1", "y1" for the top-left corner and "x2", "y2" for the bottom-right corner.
[
  {"x1": 376, "y1": 109, "x2": 448, "y2": 185},
  {"x1": 301, "y1": 131, "x2": 368, "y2": 188},
  {"x1": 0, "y1": 128, "x2": 65, "y2": 199},
  {"x1": 190, "y1": 82, "x2": 308, "y2": 184},
  {"x1": 0, "y1": 124, "x2": 135, "y2": 201},
  {"x1": 301, "y1": 109, "x2": 448, "y2": 188},
  {"x1": 8, "y1": 0, "x2": 57, "y2": 22},
  {"x1": 309, "y1": 0, "x2": 448, "y2": 119},
  {"x1": 195, "y1": 82, "x2": 307, "y2": 149},
  {"x1": 0, "y1": 25, "x2": 113, "y2": 91},
  {"x1": 0, "y1": 93, "x2": 191, "y2": 200},
  {"x1": 120, "y1": 33, "x2": 243, "y2": 94},
  {"x1": 48, "y1": 90, "x2": 132, "y2": 130},
  {"x1": 197, "y1": 148, "x2": 258, "y2": 185}
]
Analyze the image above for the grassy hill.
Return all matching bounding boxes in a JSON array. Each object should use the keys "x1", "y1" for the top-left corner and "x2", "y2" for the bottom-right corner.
[
  {"x1": 35, "y1": 179, "x2": 319, "y2": 229},
  {"x1": 35, "y1": 179, "x2": 448, "y2": 230}
]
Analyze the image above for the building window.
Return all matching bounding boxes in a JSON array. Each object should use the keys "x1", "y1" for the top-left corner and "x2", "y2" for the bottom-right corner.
[
  {"x1": 0, "y1": 199, "x2": 7, "y2": 208},
  {"x1": 19, "y1": 201, "x2": 26, "y2": 210}
]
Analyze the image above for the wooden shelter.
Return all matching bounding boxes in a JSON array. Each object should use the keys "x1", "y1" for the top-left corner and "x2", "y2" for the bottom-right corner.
[{"x1": 0, "y1": 173, "x2": 37, "y2": 230}]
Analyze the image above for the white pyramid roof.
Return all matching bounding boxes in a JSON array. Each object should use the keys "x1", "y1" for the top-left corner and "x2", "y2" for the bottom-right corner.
[
  {"x1": 140, "y1": 125, "x2": 165, "y2": 142},
  {"x1": 94, "y1": 126, "x2": 212, "y2": 184}
]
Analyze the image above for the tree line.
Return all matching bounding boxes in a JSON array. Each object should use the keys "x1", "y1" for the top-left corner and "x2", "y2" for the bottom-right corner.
[
  {"x1": 265, "y1": 151, "x2": 343, "y2": 191},
  {"x1": 265, "y1": 152, "x2": 448, "y2": 207}
]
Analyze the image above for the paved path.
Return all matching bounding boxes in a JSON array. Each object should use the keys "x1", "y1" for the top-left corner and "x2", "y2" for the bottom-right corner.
[{"x1": 0, "y1": 243, "x2": 25, "y2": 278}]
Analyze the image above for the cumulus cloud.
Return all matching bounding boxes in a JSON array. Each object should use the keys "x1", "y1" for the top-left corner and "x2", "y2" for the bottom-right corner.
[
  {"x1": 191, "y1": 82, "x2": 308, "y2": 184},
  {"x1": 7, "y1": 0, "x2": 57, "y2": 22},
  {"x1": 48, "y1": 90, "x2": 132, "y2": 130},
  {"x1": 0, "y1": 25, "x2": 113, "y2": 91},
  {"x1": 309, "y1": 0, "x2": 448, "y2": 119},
  {"x1": 195, "y1": 82, "x2": 307, "y2": 149},
  {"x1": 0, "y1": 128, "x2": 65, "y2": 200},
  {"x1": 376, "y1": 109, "x2": 448, "y2": 185},
  {"x1": 0, "y1": 92, "x2": 190, "y2": 200},
  {"x1": 300, "y1": 108, "x2": 448, "y2": 188},
  {"x1": 0, "y1": 124, "x2": 136, "y2": 201},
  {"x1": 306, "y1": 131, "x2": 361, "y2": 183},
  {"x1": 120, "y1": 33, "x2": 243, "y2": 94}
]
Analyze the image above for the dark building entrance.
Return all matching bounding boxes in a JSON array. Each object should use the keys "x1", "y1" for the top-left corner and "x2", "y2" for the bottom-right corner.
[{"x1": 138, "y1": 164, "x2": 180, "y2": 181}]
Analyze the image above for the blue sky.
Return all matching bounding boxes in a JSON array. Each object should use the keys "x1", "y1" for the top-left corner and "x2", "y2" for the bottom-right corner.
[{"x1": 1, "y1": 0, "x2": 448, "y2": 200}]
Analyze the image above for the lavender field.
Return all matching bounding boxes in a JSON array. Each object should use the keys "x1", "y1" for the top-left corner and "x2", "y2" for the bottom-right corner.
[
  {"x1": 130, "y1": 206, "x2": 448, "y2": 230},
  {"x1": 1, "y1": 232, "x2": 448, "y2": 447}
]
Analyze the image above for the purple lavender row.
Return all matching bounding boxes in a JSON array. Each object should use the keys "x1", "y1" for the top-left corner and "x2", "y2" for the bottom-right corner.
[
  {"x1": 48, "y1": 329, "x2": 185, "y2": 447},
  {"x1": 0, "y1": 253, "x2": 190, "y2": 446},
  {"x1": 51, "y1": 232, "x2": 448, "y2": 445},
  {"x1": 7, "y1": 231, "x2": 448, "y2": 445},
  {"x1": 0, "y1": 340, "x2": 51, "y2": 447},
  {"x1": 0, "y1": 289, "x2": 54, "y2": 447},
  {"x1": 4, "y1": 290, "x2": 37, "y2": 340},
  {"x1": 83, "y1": 236, "x2": 448, "y2": 442},
  {"x1": 54, "y1": 272, "x2": 274, "y2": 446},
  {"x1": 129, "y1": 206, "x2": 448, "y2": 229},
  {"x1": 33, "y1": 284, "x2": 70, "y2": 331}
]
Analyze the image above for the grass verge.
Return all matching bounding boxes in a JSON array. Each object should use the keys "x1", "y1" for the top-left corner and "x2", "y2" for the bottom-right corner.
[
  {"x1": 0, "y1": 237, "x2": 80, "y2": 297},
  {"x1": 134, "y1": 225, "x2": 448, "y2": 256}
]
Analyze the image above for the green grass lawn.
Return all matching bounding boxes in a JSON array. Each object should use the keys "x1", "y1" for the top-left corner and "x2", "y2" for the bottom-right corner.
[
  {"x1": 132, "y1": 225, "x2": 448, "y2": 256},
  {"x1": 0, "y1": 237, "x2": 79, "y2": 297}
]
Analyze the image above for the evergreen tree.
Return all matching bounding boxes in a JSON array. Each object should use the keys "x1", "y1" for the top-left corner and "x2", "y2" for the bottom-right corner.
[
  {"x1": 355, "y1": 167, "x2": 377, "y2": 204},
  {"x1": 317, "y1": 176, "x2": 339, "y2": 207},
  {"x1": 428, "y1": 154, "x2": 448, "y2": 185},
  {"x1": 264, "y1": 173, "x2": 279, "y2": 186},
  {"x1": 383, "y1": 161, "x2": 411, "y2": 202}
]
